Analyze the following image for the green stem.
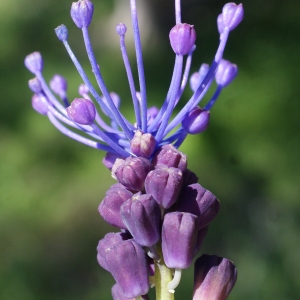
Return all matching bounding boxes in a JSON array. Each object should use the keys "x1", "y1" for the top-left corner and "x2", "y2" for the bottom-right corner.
[
  {"x1": 136, "y1": 297, "x2": 143, "y2": 300},
  {"x1": 154, "y1": 245, "x2": 174, "y2": 300}
]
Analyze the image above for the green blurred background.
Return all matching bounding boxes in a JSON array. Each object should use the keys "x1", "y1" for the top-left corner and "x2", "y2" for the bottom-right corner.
[{"x1": 1, "y1": 0, "x2": 299, "y2": 299}]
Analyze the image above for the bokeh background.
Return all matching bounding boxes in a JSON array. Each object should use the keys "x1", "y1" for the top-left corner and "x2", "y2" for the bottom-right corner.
[{"x1": 1, "y1": 0, "x2": 299, "y2": 299}]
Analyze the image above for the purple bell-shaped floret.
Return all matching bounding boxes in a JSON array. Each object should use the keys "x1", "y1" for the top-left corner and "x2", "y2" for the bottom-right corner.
[
  {"x1": 120, "y1": 193, "x2": 161, "y2": 247},
  {"x1": 97, "y1": 231, "x2": 131, "y2": 272},
  {"x1": 105, "y1": 239, "x2": 150, "y2": 298},
  {"x1": 169, "y1": 23, "x2": 196, "y2": 55},
  {"x1": 177, "y1": 183, "x2": 220, "y2": 229},
  {"x1": 70, "y1": 0, "x2": 94, "y2": 28},
  {"x1": 113, "y1": 157, "x2": 153, "y2": 192},
  {"x1": 182, "y1": 107, "x2": 210, "y2": 134},
  {"x1": 130, "y1": 130, "x2": 156, "y2": 159},
  {"x1": 152, "y1": 144, "x2": 187, "y2": 172},
  {"x1": 66, "y1": 98, "x2": 96, "y2": 125},
  {"x1": 145, "y1": 165, "x2": 183, "y2": 209},
  {"x1": 193, "y1": 254, "x2": 237, "y2": 300},
  {"x1": 112, "y1": 283, "x2": 149, "y2": 300},
  {"x1": 162, "y1": 212, "x2": 198, "y2": 269},
  {"x1": 99, "y1": 183, "x2": 133, "y2": 229}
]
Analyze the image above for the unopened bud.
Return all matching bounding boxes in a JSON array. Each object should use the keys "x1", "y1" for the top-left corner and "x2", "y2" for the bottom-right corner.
[
  {"x1": 55, "y1": 24, "x2": 68, "y2": 41},
  {"x1": 116, "y1": 23, "x2": 127, "y2": 36},
  {"x1": 32, "y1": 94, "x2": 49, "y2": 115},
  {"x1": 193, "y1": 254, "x2": 237, "y2": 300},
  {"x1": 220, "y1": 3, "x2": 244, "y2": 32},
  {"x1": 70, "y1": 0, "x2": 94, "y2": 28},
  {"x1": 66, "y1": 98, "x2": 96, "y2": 125},
  {"x1": 215, "y1": 59, "x2": 238, "y2": 87},
  {"x1": 130, "y1": 130, "x2": 156, "y2": 159},
  {"x1": 24, "y1": 52, "x2": 43, "y2": 74},
  {"x1": 50, "y1": 74, "x2": 68, "y2": 98},
  {"x1": 28, "y1": 78, "x2": 42, "y2": 94},
  {"x1": 182, "y1": 107, "x2": 210, "y2": 134},
  {"x1": 169, "y1": 23, "x2": 196, "y2": 55}
]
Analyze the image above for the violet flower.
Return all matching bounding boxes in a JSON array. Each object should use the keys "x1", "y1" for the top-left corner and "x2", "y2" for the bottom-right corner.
[{"x1": 25, "y1": 0, "x2": 244, "y2": 299}]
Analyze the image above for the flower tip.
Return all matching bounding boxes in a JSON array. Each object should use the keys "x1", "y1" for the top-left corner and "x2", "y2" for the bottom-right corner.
[
  {"x1": 215, "y1": 59, "x2": 238, "y2": 87},
  {"x1": 70, "y1": 0, "x2": 94, "y2": 28},
  {"x1": 66, "y1": 98, "x2": 96, "y2": 125},
  {"x1": 169, "y1": 23, "x2": 196, "y2": 56},
  {"x1": 32, "y1": 94, "x2": 49, "y2": 115},
  {"x1": 28, "y1": 77, "x2": 42, "y2": 94},
  {"x1": 55, "y1": 24, "x2": 68, "y2": 41},
  {"x1": 182, "y1": 107, "x2": 210, "y2": 134},
  {"x1": 116, "y1": 23, "x2": 127, "y2": 36},
  {"x1": 24, "y1": 52, "x2": 43, "y2": 74},
  {"x1": 221, "y1": 3, "x2": 244, "y2": 32},
  {"x1": 50, "y1": 74, "x2": 68, "y2": 98},
  {"x1": 130, "y1": 130, "x2": 156, "y2": 159}
]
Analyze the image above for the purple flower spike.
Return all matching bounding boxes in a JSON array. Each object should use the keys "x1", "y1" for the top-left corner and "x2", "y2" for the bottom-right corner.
[
  {"x1": 113, "y1": 157, "x2": 153, "y2": 192},
  {"x1": 169, "y1": 23, "x2": 196, "y2": 56},
  {"x1": 162, "y1": 212, "x2": 198, "y2": 269},
  {"x1": 152, "y1": 144, "x2": 187, "y2": 172},
  {"x1": 70, "y1": 0, "x2": 94, "y2": 28},
  {"x1": 120, "y1": 193, "x2": 161, "y2": 247},
  {"x1": 99, "y1": 184, "x2": 133, "y2": 229},
  {"x1": 105, "y1": 239, "x2": 149, "y2": 298},
  {"x1": 28, "y1": 78, "x2": 42, "y2": 94},
  {"x1": 66, "y1": 98, "x2": 96, "y2": 125},
  {"x1": 32, "y1": 94, "x2": 49, "y2": 115},
  {"x1": 193, "y1": 254, "x2": 237, "y2": 300},
  {"x1": 177, "y1": 183, "x2": 220, "y2": 229},
  {"x1": 145, "y1": 165, "x2": 183, "y2": 209},
  {"x1": 24, "y1": 52, "x2": 43, "y2": 74},
  {"x1": 130, "y1": 130, "x2": 156, "y2": 159},
  {"x1": 215, "y1": 59, "x2": 238, "y2": 87},
  {"x1": 50, "y1": 74, "x2": 68, "y2": 98},
  {"x1": 221, "y1": 3, "x2": 244, "y2": 32},
  {"x1": 182, "y1": 107, "x2": 210, "y2": 134}
]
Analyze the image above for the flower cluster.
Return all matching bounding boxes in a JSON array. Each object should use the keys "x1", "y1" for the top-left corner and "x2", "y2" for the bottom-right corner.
[{"x1": 24, "y1": 0, "x2": 243, "y2": 299}]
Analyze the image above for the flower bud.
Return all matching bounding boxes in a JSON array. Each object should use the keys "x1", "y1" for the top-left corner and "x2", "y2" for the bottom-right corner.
[
  {"x1": 50, "y1": 74, "x2": 68, "y2": 99},
  {"x1": 145, "y1": 165, "x2": 183, "y2": 209},
  {"x1": 28, "y1": 78, "x2": 42, "y2": 94},
  {"x1": 215, "y1": 59, "x2": 238, "y2": 87},
  {"x1": 130, "y1": 130, "x2": 156, "y2": 159},
  {"x1": 169, "y1": 23, "x2": 196, "y2": 55},
  {"x1": 116, "y1": 23, "x2": 127, "y2": 36},
  {"x1": 152, "y1": 144, "x2": 187, "y2": 172},
  {"x1": 78, "y1": 83, "x2": 89, "y2": 97},
  {"x1": 55, "y1": 24, "x2": 68, "y2": 41},
  {"x1": 121, "y1": 193, "x2": 161, "y2": 247},
  {"x1": 177, "y1": 183, "x2": 220, "y2": 229},
  {"x1": 97, "y1": 232, "x2": 132, "y2": 272},
  {"x1": 113, "y1": 157, "x2": 153, "y2": 192},
  {"x1": 182, "y1": 107, "x2": 210, "y2": 134},
  {"x1": 32, "y1": 94, "x2": 49, "y2": 115},
  {"x1": 221, "y1": 3, "x2": 244, "y2": 32},
  {"x1": 162, "y1": 212, "x2": 198, "y2": 269},
  {"x1": 66, "y1": 98, "x2": 96, "y2": 125},
  {"x1": 99, "y1": 184, "x2": 133, "y2": 229},
  {"x1": 193, "y1": 254, "x2": 237, "y2": 300},
  {"x1": 71, "y1": 0, "x2": 94, "y2": 28},
  {"x1": 105, "y1": 239, "x2": 149, "y2": 298},
  {"x1": 24, "y1": 52, "x2": 43, "y2": 74},
  {"x1": 147, "y1": 106, "x2": 159, "y2": 126}
]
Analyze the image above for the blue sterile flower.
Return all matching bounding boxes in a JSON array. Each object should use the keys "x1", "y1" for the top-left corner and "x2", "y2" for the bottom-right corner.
[{"x1": 24, "y1": 0, "x2": 243, "y2": 159}]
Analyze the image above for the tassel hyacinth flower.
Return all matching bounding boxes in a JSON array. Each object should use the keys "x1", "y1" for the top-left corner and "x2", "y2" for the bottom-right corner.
[{"x1": 25, "y1": 0, "x2": 244, "y2": 299}]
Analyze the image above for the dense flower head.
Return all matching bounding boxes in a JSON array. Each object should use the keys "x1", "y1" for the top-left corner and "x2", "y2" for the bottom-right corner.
[{"x1": 25, "y1": 0, "x2": 244, "y2": 298}]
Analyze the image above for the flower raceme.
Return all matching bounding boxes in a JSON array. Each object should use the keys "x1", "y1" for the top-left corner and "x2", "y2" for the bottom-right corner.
[{"x1": 25, "y1": 0, "x2": 244, "y2": 299}]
